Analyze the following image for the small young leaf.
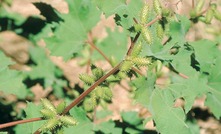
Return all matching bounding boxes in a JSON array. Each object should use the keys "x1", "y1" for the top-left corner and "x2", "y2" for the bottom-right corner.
[
  {"x1": 103, "y1": 87, "x2": 113, "y2": 101},
  {"x1": 120, "y1": 60, "x2": 133, "y2": 72},
  {"x1": 131, "y1": 42, "x2": 142, "y2": 57},
  {"x1": 83, "y1": 98, "x2": 96, "y2": 112},
  {"x1": 205, "y1": 9, "x2": 214, "y2": 24},
  {"x1": 60, "y1": 116, "x2": 78, "y2": 126},
  {"x1": 134, "y1": 23, "x2": 142, "y2": 32},
  {"x1": 106, "y1": 75, "x2": 120, "y2": 83},
  {"x1": 156, "y1": 22, "x2": 164, "y2": 39},
  {"x1": 40, "y1": 118, "x2": 59, "y2": 132},
  {"x1": 140, "y1": 3, "x2": 149, "y2": 24},
  {"x1": 56, "y1": 101, "x2": 66, "y2": 114},
  {"x1": 153, "y1": 0, "x2": 162, "y2": 15},
  {"x1": 196, "y1": 0, "x2": 205, "y2": 13},
  {"x1": 117, "y1": 71, "x2": 127, "y2": 79},
  {"x1": 79, "y1": 74, "x2": 95, "y2": 85},
  {"x1": 40, "y1": 109, "x2": 57, "y2": 119},
  {"x1": 131, "y1": 57, "x2": 150, "y2": 66},
  {"x1": 141, "y1": 27, "x2": 153, "y2": 44},
  {"x1": 214, "y1": 10, "x2": 221, "y2": 21},
  {"x1": 95, "y1": 86, "x2": 105, "y2": 98},
  {"x1": 92, "y1": 67, "x2": 104, "y2": 80},
  {"x1": 41, "y1": 98, "x2": 57, "y2": 114}
]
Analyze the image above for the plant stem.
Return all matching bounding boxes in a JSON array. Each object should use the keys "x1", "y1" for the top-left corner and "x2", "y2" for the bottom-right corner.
[
  {"x1": 0, "y1": 117, "x2": 43, "y2": 129},
  {"x1": 132, "y1": 67, "x2": 143, "y2": 76},
  {"x1": 86, "y1": 47, "x2": 93, "y2": 73},
  {"x1": 133, "y1": 17, "x2": 138, "y2": 24},
  {"x1": 87, "y1": 39, "x2": 111, "y2": 64},
  {"x1": 178, "y1": 72, "x2": 189, "y2": 79},
  {"x1": 145, "y1": 15, "x2": 162, "y2": 27},
  {"x1": 127, "y1": 33, "x2": 140, "y2": 56},
  {"x1": 192, "y1": 0, "x2": 194, "y2": 9}
]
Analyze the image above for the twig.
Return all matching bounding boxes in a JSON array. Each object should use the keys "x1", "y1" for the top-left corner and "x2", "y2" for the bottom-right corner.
[
  {"x1": 86, "y1": 47, "x2": 93, "y2": 73},
  {"x1": 93, "y1": 106, "x2": 98, "y2": 123},
  {"x1": 127, "y1": 33, "x2": 140, "y2": 56},
  {"x1": 133, "y1": 17, "x2": 138, "y2": 24},
  {"x1": 192, "y1": 0, "x2": 194, "y2": 9},
  {"x1": 178, "y1": 72, "x2": 189, "y2": 79},
  {"x1": 87, "y1": 40, "x2": 111, "y2": 64},
  {"x1": 0, "y1": 117, "x2": 43, "y2": 129},
  {"x1": 146, "y1": 15, "x2": 162, "y2": 27},
  {"x1": 132, "y1": 67, "x2": 143, "y2": 76},
  {"x1": 162, "y1": 36, "x2": 171, "y2": 46}
]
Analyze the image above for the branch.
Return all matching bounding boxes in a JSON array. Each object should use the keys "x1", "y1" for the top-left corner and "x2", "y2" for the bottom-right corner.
[
  {"x1": 127, "y1": 33, "x2": 140, "y2": 56},
  {"x1": 0, "y1": 117, "x2": 43, "y2": 129},
  {"x1": 145, "y1": 15, "x2": 162, "y2": 27},
  {"x1": 87, "y1": 33, "x2": 111, "y2": 64},
  {"x1": 178, "y1": 72, "x2": 189, "y2": 79},
  {"x1": 133, "y1": 17, "x2": 138, "y2": 24}
]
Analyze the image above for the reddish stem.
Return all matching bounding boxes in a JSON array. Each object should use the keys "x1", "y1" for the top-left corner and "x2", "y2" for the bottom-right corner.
[
  {"x1": 146, "y1": 15, "x2": 162, "y2": 27},
  {"x1": 0, "y1": 117, "x2": 43, "y2": 129}
]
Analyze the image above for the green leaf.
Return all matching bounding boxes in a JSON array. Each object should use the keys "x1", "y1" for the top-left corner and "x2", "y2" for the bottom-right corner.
[
  {"x1": 112, "y1": 0, "x2": 143, "y2": 29},
  {"x1": 121, "y1": 108, "x2": 147, "y2": 133},
  {"x1": 168, "y1": 75, "x2": 208, "y2": 113},
  {"x1": 190, "y1": 40, "x2": 220, "y2": 73},
  {"x1": 27, "y1": 46, "x2": 57, "y2": 87},
  {"x1": 186, "y1": 120, "x2": 200, "y2": 134},
  {"x1": 92, "y1": 28, "x2": 128, "y2": 62},
  {"x1": 64, "y1": 107, "x2": 93, "y2": 134},
  {"x1": 206, "y1": 57, "x2": 221, "y2": 119},
  {"x1": 132, "y1": 72, "x2": 156, "y2": 108},
  {"x1": 169, "y1": 15, "x2": 191, "y2": 45},
  {"x1": 0, "y1": 52, "x2": 13, "y2": 70},
  {"x1": 93, "y1": 0, "x2": 127, "y2": 17},
  {"x1": 93, "y1": 120, "x2": 122, "y2": 134},
  {"x1": 121, "y1": 111, "x2": 142, "y2": 126},
  {"x1": 45, "y1": 0, "x2": 101, "y2": 60},
  {"x1": 0, "y1": 51, "x2": 27, "y2": 98},
  {"x1": 171, "y1": 47, "x2": 196, "y2": 77},
  {"x1": 95, "y1": 110, "x2": 112, "y2": 120},
  {"x1": 149, "y1": 89, "x2": 192, "y2": 134},
  {"x1": 144, "y1": 38, "x2": 173, "y2": 60},
  {"x1": 14, "y1": 102, "x2": 45, "y2": 133}
]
